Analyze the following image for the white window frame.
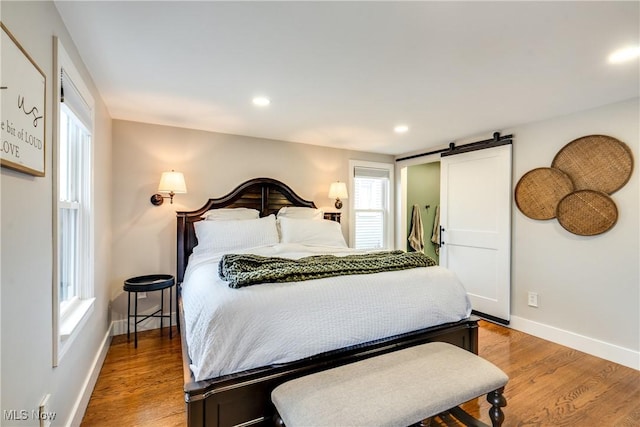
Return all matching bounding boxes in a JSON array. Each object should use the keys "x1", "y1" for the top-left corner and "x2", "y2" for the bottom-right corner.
[
  {"x1": 53, "y1": 38, "x2": 95, "y2": 366},
  {"x1": 348, "y1": 160, "x2": 395, "y2": 250}
]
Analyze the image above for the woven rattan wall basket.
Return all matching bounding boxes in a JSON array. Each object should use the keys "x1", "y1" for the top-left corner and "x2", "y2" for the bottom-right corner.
[
  {"x1": 515, "y1": 167, "x2": 574, "y2": 220},
  {"x1": 552, "y1": 135, "x2": 633, "y2": 194},
  {"x1": 556, "y1": 190, "x2": 618, "y2": 236}
]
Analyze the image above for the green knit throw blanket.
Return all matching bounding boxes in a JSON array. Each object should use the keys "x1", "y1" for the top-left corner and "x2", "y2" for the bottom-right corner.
[{"x1": 219, "y1": 250, "x2": 436, "y2": 288}]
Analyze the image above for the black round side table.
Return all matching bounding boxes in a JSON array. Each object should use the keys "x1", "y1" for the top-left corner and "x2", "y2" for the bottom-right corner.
[{"x1": 123, "y1": 274, "x2": 175, "y2": 348}]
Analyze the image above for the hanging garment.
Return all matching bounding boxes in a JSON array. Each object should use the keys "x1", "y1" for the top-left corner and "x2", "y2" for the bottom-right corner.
[
  {"x1": 408, "y1": 204, "x2": 424, "y2": 252},
  {"x1": 431, "y1": 205, "x2": 440, "y2": 255}
]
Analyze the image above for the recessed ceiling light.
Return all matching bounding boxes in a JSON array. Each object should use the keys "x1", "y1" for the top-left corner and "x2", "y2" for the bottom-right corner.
[
  {"x1": 252, "y1": 96, "x2": 271, "y2": 106},
  {"x1": 608, "y1": 46, "x2": 640, "y2": 64},
  {"x1": 394, "y1": 125, "x2": 409, "y2": 134}
]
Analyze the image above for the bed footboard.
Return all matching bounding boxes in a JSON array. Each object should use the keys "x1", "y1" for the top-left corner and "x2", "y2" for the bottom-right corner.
[{"x1": 181, "y1": 310, "x2": 479, "y2": 427}]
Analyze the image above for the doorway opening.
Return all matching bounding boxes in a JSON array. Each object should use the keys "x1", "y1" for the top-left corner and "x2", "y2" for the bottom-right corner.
[
  {"x1": 402, "y1": 161, "x2": 441, "y2": 263},
  {"x1": 397, "y1": 152, "x2": 442, "y2": 262}
]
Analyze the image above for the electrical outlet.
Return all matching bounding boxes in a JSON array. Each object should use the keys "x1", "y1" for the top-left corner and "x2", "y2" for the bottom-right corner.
[
  {"x1": 137, "y1": 292, "x2": 147, "y2": 299},
  {"x1": 527, "y1": 292, "x2": 538, "y2": 308}
]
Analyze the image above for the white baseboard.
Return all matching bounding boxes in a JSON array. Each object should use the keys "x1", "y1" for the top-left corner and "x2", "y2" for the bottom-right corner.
[
  {"x1": 111, "y1": 311, "x2": 178, "y2": 336},
  {"x1": 509, "y1": 315, "x2": 639, "y2": 370},
  {"x1": 66, "y1": 322, "x2": 113, "y2": 427}
]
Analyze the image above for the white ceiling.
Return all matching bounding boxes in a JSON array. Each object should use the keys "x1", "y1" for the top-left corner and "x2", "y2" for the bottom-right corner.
[{"x1": 54, "y1": 1, "x2": 639, "y2": 156}]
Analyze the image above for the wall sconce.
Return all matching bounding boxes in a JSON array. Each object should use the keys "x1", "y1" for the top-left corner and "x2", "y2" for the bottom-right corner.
[
  {"x1": 328, "y1": 181, "x2": 348, "y2": 209},
  {"x1": 150, "y1": 170, "x2": 187, "y2": 206}
]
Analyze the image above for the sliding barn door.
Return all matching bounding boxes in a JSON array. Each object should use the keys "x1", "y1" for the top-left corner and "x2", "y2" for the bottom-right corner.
[{"x1": 439, "y1": 144, "x2": 512, "y2": 323}]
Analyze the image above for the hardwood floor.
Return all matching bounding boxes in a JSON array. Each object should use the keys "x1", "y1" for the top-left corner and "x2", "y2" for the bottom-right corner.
[
  {"x1": 81, "y1": 321, "x2": 640, "y2": 426},
  {"x1": 81, "y1": 327, "x2": 184, "y2": 426},
  {"x1": 455, "y1": 322, "x2": 640, "y2": 427}
]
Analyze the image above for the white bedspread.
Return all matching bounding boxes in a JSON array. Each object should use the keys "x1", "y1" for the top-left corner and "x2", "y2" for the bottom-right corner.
[{"x1": 181, "y1": 243, "x2": 472, "y2": 381}]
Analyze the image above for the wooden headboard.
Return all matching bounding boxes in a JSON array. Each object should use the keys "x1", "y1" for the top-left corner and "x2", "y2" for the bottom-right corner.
[{"x1": 176, "y1": 177, "x2": 317, "y2": 283}]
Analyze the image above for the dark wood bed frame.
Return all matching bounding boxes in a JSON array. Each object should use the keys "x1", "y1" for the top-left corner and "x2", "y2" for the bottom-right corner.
[{"x1": 176, "y1": 177, "x2": 479, "y2": 427}]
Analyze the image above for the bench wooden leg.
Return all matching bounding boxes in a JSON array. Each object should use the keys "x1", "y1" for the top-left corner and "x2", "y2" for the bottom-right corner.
[
  {"x1": 273, "y1": 410, "x2": 285, "y2": 427},
  {"x1": 486, "y1": 387, "x2": 507, "y2": 427}
]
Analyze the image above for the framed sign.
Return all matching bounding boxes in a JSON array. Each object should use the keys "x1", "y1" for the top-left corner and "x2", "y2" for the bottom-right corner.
[{"x1": 1, "y1": 22, "x2": 46, "y2": 177}]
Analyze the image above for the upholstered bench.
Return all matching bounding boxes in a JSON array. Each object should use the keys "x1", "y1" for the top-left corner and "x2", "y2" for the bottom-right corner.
[{"x1": 271, "y1": 342, "x2": 508, "y2": 427}]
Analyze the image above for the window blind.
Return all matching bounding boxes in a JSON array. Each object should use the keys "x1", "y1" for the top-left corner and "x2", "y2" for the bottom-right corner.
[
  {"x1": 61, "y1": 67, "x2": 92, "y2": 129},
  {"x1": 354, "y1": 166, "x2": 390, "y2": 179},
  {"x1": 353, "y1": 166, "x2": 390, "y2": 249}
]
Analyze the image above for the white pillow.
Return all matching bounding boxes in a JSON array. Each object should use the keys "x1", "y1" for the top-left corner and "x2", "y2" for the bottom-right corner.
[
  {"x1": 201, "y1": 208, "x2": 260, "y2": 221},
  {"x1": 193, "y1": 215, "x2": 279, "y2": 255},
  {"x1": 279, "y1": 217, "x2": 347, "y2": 248},
  {"x1": 277, "y1": 206, "x2": 324, "y2": 220}
]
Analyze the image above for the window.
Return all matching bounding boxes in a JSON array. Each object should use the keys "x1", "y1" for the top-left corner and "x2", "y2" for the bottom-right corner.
[
  {"x1": 349, "y1": 161, "x2": 394, "y2": 250},
  {"x1": 54, "y1": 39, "x2": 95, "y2": 364}
]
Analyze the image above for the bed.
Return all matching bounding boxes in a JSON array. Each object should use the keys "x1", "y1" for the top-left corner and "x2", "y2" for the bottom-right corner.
[{"x1": 176, "y1": 177, "x2": 479, "y2": 427}]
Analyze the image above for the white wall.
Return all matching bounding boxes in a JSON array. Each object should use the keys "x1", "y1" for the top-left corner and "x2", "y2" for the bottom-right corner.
[
  {"x1": 1, "y1": 1, "x2": 113, "y2": 425},
  {"x1": 109, "y1": 120, "x2": 393, "y2": 327},
  {"x1": 508, "y1": 98, "x2": 639, "y2": 368}
]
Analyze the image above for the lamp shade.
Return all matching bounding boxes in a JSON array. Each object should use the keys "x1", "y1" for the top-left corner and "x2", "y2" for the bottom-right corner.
[
  {"x1": 158, "y1": 171, "x2": 187, "y2": 194},
  {"x1": 328, "y1": 181, "x2": 348, "y2": 199}
]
